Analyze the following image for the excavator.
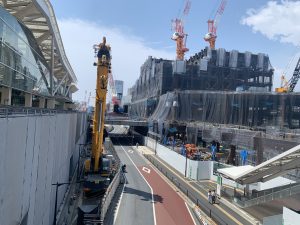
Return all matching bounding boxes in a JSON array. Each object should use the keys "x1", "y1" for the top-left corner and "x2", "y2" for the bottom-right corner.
[
  {"x1": 276, "y1": 57, "x2": 300, "y2": 93},
  {"x1": 83, "y1": 37, "x2": 113, "y2": 196}
]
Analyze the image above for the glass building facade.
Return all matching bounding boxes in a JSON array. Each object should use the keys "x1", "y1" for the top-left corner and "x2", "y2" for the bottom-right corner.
[{"x1": 0, "y1": 5, "x2": 50, "y2": 96}]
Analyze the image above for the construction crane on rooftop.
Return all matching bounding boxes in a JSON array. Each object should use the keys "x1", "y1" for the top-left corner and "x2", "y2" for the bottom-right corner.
[
  {"x1": 108, "y1": 70, "x2": 120, "y2": 111},
  {"x1": 86, "y1": 91, "x2": 91, "y2": 109},
  {"x1": 276, "y1": 57, "x2": 300, "y2": 93},
  {"x1": 204, "y1": 0, "x2": 227, "y2": 49},
  {"x1": 81, "y1": 90, "x2": 88, "y2": 111},
  {"x1": 171, "y1": 0, "x2": 191, "y2": 60}
]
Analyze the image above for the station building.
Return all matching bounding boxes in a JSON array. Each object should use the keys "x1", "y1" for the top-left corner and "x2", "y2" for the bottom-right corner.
[{"x1": 0, "y1": 0, "x2": 77, "y2": 109}]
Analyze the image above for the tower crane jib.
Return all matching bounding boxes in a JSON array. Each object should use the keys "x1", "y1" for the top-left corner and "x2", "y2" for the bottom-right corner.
[
  {"x1": 171, "y1": 0, "x2": 191, "y2": 60},
  {"x1": 204, "y1": 0, "x2": 227, "y2": 49}
]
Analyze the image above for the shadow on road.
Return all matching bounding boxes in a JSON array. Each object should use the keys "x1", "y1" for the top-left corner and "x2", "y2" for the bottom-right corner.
[{"x1": 124, "y1": 186, "x2": 163, "y2": 203}]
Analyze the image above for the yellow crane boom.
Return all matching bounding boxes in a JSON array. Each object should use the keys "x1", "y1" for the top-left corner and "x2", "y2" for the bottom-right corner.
[{"x1": 91, "y1": 37, "x2": 111, "y2": 172}]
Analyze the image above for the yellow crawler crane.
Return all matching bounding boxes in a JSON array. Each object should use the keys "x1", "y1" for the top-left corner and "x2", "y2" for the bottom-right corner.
[
  {"x1": 83, "y1": 37, "x2": 111, "y2": 195},
  {"x1": 92, "y1": 36, "x2": 111, "y2": 172}
]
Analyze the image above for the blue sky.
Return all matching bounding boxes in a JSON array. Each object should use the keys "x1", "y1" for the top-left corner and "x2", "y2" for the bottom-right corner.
[{"x1": 50, "y1": 0, "x2": 300, "y2": 102}]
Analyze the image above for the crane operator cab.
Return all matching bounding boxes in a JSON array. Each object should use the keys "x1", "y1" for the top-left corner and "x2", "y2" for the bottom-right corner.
[
  {"x1": 97, "y1": 37, "x2": 111, "y2": 60},
  {"x1": 93, "y1": 36, "x2": 111, "y2": 66}
]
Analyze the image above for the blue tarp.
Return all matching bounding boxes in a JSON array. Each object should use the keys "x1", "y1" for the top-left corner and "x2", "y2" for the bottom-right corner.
[{"x1": 168, "y1": 127, "x2": 177, "y2": 133}]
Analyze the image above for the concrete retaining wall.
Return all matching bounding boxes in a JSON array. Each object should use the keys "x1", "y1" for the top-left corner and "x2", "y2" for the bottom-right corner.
[{"x1": 0, "y1": 112, "x2": 87, "y2": 225}]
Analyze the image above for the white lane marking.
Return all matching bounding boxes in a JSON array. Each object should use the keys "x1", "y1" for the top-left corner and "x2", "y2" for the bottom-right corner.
[
  {"x1": 142, "y1": 167, "x2": 151, "y2": 174},
  {"x1": 185, "y1": 202, "x2": 197, "y2": 225},
  {"x1": 114, "y1": 182, "x2": 126, "y2": 224},
  {"x1": 128, "y1": 150, "x2": 134, "y2": 153},
  {"x1": 120, "y1": 144, "x2": 157, "y2": 225}
]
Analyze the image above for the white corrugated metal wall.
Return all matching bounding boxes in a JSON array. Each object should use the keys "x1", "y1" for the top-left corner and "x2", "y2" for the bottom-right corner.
[{"x1": 0, "y1": 112, "x2": 87, "y2": 225}]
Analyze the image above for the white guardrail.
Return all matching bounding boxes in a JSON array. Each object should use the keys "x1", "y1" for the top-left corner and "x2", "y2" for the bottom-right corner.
[{"x1": 100, "y1": 138, "x2": 122, "y2": 224}]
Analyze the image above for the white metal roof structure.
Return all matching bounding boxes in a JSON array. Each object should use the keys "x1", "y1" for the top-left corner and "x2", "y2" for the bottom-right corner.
[
  {"x1": 218, "y1": 144, "x2": 300, "y2": 184},
  {"x1": 0, "y1": 0, "x2": 78, "y2": 97}
]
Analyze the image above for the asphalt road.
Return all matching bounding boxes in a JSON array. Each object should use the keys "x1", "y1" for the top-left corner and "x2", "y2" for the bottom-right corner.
[
  {"x1": 113, "y1": 144, "x2": 154, "y2": 225},
  {"x1": 113, "y1": 143, "x2": 197, "y2": 225}
]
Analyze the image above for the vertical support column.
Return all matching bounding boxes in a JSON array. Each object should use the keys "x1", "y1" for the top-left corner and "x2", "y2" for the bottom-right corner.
[
  {"x1": 254, "y1": 136, "x2": 263, "y2": 164},
  {"x1": 0, "y1": 87, "x2": 12, "y2": 105},
  {"x1": 39, "y1": 97, "x2": 45, "y2": 108},
  {"x1": 24, "y1": 93, "x2": 32, "y2": 107},
  {"x1": 245, "y1": 184, "x2": 250, "y2": 197},
  {"x1": 47, "y1": 99, "x2": 55, "y2": 109},
  {"x1": 50, "y1": 36, "x2": 55, "y2": 96}
]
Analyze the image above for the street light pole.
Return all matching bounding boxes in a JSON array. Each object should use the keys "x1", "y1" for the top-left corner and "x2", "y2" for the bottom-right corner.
[
  {"x1": 184, "y1": 148, "x2": 188, "y2": 177},
  {"x1": 77, "y1": 145, "x2": 81, "y2": 181},
  {"x1": 155, "y1": 137, "x2": 157, "y2": 155},
  {"x1": 52, "y1": 182, "x2": 70, "y2": 225},
  {"x1": 77, "y1": 144, "x2": 86, "y2": 182},
  {"x1": 53, "y1": 182, "x2": 58, "y2": 225},
  {"x1": 132, "y1": 135, "x2": 134, "y2": 147}
]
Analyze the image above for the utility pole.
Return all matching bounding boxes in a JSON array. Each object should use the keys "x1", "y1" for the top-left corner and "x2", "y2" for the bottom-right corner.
[
  {"x1": 132, "y1": 135, "x2": 134, "y2": 146},
  {"x1": 184, "y1": 147, "x2": 188, "y2": 177}
]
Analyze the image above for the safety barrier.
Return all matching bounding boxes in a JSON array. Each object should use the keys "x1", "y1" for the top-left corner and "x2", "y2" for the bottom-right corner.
[
  {"x1": 99, "y1": 138, "x2": 121, "y2": 224},
  {"x1": 0, "y1": 105, "x2": 77, "y2": 117},
  {"x1": 99, "y1": 170, "x2": 121, "y2": 224}
]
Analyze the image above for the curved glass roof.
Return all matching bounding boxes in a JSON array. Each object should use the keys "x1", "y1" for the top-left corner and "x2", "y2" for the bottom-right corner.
[{"x1": 0, "y1": 0, "x2": 78, "y2": 94}]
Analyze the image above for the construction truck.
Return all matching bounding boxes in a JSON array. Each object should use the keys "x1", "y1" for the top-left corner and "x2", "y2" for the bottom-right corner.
[{"x1": 83, "y1": 37, "x2": 113, "y2": 196}]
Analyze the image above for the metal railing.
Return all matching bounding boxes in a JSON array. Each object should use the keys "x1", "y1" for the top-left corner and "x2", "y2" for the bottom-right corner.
[
  {"x1": 235, "y1": 182, "x2": 300, "y2": 208},
  {"x1": 99, "y1": 138, "x2": 122, "y2": 224},
  {"x1": 0, "y1": 105, "x2": 77, "y2": 117},
  {"x1": 100, "y1": 170, "x2": 121, "y2": 224}
]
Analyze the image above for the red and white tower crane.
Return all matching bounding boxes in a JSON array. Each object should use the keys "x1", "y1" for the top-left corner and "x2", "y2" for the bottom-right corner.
[
  {"x1": 204, "y1": 0, "x2": 227, "y2": 49},
  {"x1": 171, "y1": 0, "x2": 191, "y2": 60},
  {"x1": 108, "y1": 71, "x2": 120, "y2": 109}
]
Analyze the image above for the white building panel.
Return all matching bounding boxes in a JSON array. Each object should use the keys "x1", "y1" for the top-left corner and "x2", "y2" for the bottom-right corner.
[
  {"x1": 283, "y1": 207, "x2": 300, "y2": 225},
  {"x1": 0, "y1": 113, "x2": 87, "y2": 225}
]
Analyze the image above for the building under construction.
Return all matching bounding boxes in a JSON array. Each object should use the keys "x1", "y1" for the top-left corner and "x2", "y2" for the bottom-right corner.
[
  {"x1": 129, "y1": 48, "x2": 300, "y2": 172},
  {"x1": 131, "y1": 47, "x2": 275, "y2": 120}
]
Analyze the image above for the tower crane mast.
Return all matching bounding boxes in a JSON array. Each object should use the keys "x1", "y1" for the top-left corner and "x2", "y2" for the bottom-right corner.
[
  {"x1": 171, "y1": 0, "x2": 191, "y2": 60},
  {"x1": 108, "y1": 71, "x2": 119, "y2": 108},
  {"x1": 288, "y1": 57, "x2": 300, "y2": 92},
  {"x1": 204, "y1": 0, "x2": 227, "y2": 49}
]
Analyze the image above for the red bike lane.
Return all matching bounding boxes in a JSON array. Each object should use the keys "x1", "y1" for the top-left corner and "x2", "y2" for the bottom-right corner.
[{"x1": 138, "y1": 165, "x2": 195, "y2": 225}]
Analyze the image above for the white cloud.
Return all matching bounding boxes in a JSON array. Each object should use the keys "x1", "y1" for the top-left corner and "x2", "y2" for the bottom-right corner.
[
  {"x1": 57, "y1": 18, "x2": 174, "y2": 103},
  {"x1": 241, "y1": 1, "x2": 300, "y2": 46}
]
